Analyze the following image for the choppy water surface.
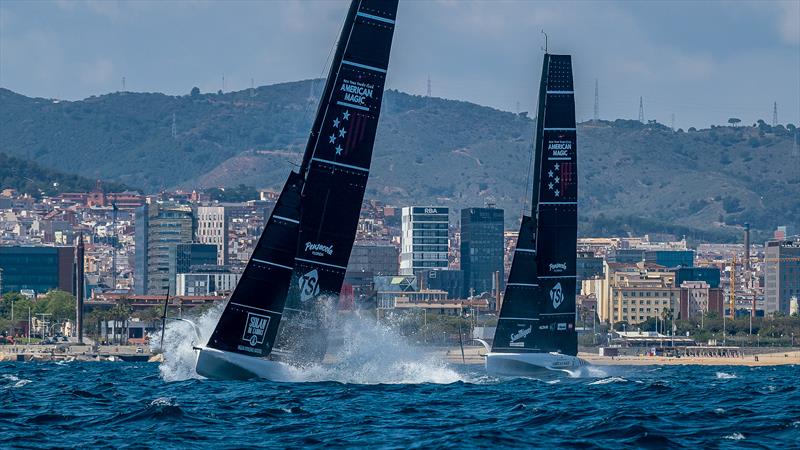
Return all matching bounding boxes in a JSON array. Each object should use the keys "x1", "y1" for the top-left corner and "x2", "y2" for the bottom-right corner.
[
  {"x1": 0, "y1": 362, "x2": 798, "y2": 448},
  {"x1": 2, "y1": 310, "x2": 798, "y2": 448}
]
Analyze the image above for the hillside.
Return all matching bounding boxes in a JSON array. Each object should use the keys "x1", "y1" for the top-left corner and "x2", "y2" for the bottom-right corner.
[
  {"x1": 1, "y1": 83, "x2": 798, "y2": 241},
  {"x1": 0, "y1": 152, "x2": 131, "y2": 197}
]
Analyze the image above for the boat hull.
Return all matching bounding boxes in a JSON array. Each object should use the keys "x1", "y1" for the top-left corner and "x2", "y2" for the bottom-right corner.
[
  {"x1": 485, "y1": 352, "x2": 587, "y2": 376},
  {"x1": 195, "y1": 346, "x2": 295, "y2": 381}
]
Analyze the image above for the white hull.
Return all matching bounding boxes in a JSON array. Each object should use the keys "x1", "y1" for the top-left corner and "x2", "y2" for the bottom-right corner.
[
  {"x1": 194, "y1": 346, "x2": 295, "y2": 381},
  {"x1": 485, "y1": 351, "x2": 587, "y2": 376}
]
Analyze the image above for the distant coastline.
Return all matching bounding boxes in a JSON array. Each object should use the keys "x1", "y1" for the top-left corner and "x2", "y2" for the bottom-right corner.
[{"x1": 442, "y1": 347, "x2": 800, "y2": 367}]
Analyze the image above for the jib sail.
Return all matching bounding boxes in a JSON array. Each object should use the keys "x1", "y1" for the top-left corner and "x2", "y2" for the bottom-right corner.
[{"x1": 493, "y1": 54, "x2": 578, "y2": 356}]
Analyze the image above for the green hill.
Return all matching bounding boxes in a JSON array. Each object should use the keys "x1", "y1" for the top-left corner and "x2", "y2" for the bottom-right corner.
[
  {"x1": 0, "y1": 152, "x2": 131, "y2": 197},
  {"x1": 1, "y1": 83, "x2": 797, "y2": 241}
]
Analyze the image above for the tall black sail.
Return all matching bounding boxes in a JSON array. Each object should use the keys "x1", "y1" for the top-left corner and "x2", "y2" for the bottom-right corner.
[
  {"x1": 493, "y1": 54, "x2": 578, "y2": 355},
  {"x1": 205, "y1": 0, "x2": 397, "y2": 359}
]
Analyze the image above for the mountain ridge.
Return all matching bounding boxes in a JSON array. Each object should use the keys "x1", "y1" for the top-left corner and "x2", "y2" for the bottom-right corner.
[{"x1": 1, "y1": 82, "x2": 797, "y2": 242}]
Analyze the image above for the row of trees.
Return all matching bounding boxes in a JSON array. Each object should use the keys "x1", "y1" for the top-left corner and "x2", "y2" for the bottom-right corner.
[
  {"x1": 613, "y1": 312, "x2": 800, "y2": 347},
  {"x1": 0, "y1": 290, "x2": 76, "y2": 337}
]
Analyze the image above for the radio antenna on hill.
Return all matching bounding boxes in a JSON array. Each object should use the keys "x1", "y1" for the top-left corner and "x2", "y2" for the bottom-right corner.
[
  {"x1": 773, "y1": 101, "x2": 778, "y2": 126},
  {"x1": 171, "y1": 113, "x2": 177, "y2": 139},
  {"x1": 426, "y1": 74, "x2": 431, "y2": 97},
  {"x1": 122, "y1": 76, "x2": 126, "y2": 92},
  {"x1": 250, "y1": 78, "x2": 255, "y2": 98},
  {"x1": 671, "y1": 113, "x2": 675, "y2": 131},
  {"x1": 638, "y1": 96, "x2": 644, "y2": 123},
  {"x1": 593, "y1": 79, "x2": 599, "y2": 122}
]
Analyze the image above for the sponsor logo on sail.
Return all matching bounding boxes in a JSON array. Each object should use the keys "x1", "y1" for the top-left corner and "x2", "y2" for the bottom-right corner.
[
  {"x1": 549, "y1": 262, "x2": 567, "y2": 272},
  {"x1": 241, "y1": 312, "x2": 270, "y2": 347},
  {"x1": 424, "y1": 208, "x2": 438, "y2": 214},
  {"x1": 299, "y1": 269, "x2": 320, "y2": 302},
  {"x1": 305, "y1": 242, "x2": 334, "y2": 257},
  {"x1": 550, "y1": 282, "x2": 564, "y2": 309},
  {"x1": 510, "y1": 325, "x2": 532, "y2": 347},
  {"x1": 548, "y1": 140, "x2": 572, "y2": 157},
  {"x1": 340, "y1": 79, "x2": 373, "y2": 106}
]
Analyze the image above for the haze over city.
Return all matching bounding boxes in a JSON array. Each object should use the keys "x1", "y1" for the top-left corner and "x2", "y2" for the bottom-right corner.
[{"x1": 1, "y1": 0, "x2": 798, "y2": 129}]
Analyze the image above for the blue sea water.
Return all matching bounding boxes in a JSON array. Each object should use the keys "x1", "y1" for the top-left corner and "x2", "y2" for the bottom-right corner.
[{"x1": 0, "y1": 362, "x2": 798, "y2": 449}]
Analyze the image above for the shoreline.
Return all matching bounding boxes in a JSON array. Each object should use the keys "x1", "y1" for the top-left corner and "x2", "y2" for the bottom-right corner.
[{"x1": 442, "y1": 347, "x2": 800, "y2": 367}]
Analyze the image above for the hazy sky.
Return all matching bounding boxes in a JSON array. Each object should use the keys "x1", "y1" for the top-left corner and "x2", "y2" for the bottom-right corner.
[{"x1": 1, "y1": 0, "x2": 798, "y2": 129}]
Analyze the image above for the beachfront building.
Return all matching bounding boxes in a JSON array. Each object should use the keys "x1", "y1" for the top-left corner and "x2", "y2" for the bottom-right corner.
[{"x1": 582, "y1": 261, "x2": 679, "y2": 325}]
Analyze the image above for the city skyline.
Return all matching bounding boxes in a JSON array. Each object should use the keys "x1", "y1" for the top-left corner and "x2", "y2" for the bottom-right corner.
[{"x1": 1, "y1": 1, "x2": 798, "y2": 129}]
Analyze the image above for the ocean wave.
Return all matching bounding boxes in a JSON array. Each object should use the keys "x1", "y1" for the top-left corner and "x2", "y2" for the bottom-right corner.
[
  {"x1": 2, "y1": 374, "x2": 32, "y2": 389},
  {"x1": 716, "y1": 372, "x2": 737, "y2": 379},
  {"x1": 589, "y1": 376, "x2": 628, "y2": 385},
  {"x1": 724, "y1": 432, "x2": 745, "y2": 440}
]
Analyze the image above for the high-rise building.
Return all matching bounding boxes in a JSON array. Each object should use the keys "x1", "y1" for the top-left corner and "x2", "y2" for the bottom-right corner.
[
  {"x1": 764, "y1": 238, "x2": 800, "y2": 314},
  {"x1": 0, "y1": 246, "x2": 75, "y2": 295},
  {"x1": 134, "y1": 205, "x2": 149, "y2": 295},
  {"x1": 196, "y1": 205, "x2": 228, "y2": 266},
  {"x1": 460, "y1": 207, "x2": 504, "y2": 298},
  {"x1": 400, "y1": 207, "x2": 449, "y2": 275},
  {"x1": 134, "y1": 203, "x2": 194, "y2": 295}
]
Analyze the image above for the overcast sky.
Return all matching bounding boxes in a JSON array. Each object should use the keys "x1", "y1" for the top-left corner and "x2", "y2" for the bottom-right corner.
[{"x1": 1, "y1": 0, "x2": 798, "y2": 129}]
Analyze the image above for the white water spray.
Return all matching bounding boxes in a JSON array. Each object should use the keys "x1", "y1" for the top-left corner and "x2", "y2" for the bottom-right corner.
[
  {"x1": 157, "y1": 305, "x2": 465, "y2": 384},
  {"x1": 156, "y1": 302, "x2": 224, "y2": 382}
]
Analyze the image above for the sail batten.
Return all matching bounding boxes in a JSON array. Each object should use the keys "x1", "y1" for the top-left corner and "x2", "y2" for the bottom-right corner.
[{"x1": 493, "y1": 53, "x2": 578, "y2": 356}]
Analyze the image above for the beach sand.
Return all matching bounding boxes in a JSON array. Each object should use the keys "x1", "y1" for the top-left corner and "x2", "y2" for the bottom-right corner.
[{"x1": 443, "y1": 347, "x2": 800, "y2": 366}]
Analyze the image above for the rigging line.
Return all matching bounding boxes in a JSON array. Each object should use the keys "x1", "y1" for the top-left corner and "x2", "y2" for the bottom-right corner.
[
  {"x1": 522, "y1": 115, "x2": 535, "y2": 216},
  {"x1": 291, "y1": 25, "x2": 341, "y2": 170},
  {"x1": 303, "y1": 0, "x2": 363, "y2": 180}
]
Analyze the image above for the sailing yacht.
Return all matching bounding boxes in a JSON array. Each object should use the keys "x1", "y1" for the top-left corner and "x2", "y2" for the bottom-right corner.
[
  {"x1": 194, "y1": 0, "x2": 398, "y2": 380},
  {"x1": 484, "y1": 53, "x2": 587, "y2": 375}
]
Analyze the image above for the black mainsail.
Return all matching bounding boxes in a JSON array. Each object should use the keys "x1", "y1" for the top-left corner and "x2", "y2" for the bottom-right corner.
[
  {"x1": 492, "y1": 54, "x2": 578, "y2": 356},
  {"x1": 205, "y1": 0, "x2": 398, "y2": 362}
]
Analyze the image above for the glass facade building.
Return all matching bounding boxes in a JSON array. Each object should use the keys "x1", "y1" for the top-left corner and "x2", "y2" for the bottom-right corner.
[
  {"x1": 645, "y1": 250, "x2": 695, "y2": 268},
  {"x1": 0, "y1": 246, "x2": 74, "y2": 295},
  {"x1": 764, "y1": 238, "x2": 800, "y2": 314},
  {"x1": 674, "y1": 267, "x2": 721, "y2": 289},
  {"x1": 134, "y1": 203, "x2": 194, "y2": 295},
  {"x1": 460, "y1": 207, "x2": 504, "y2": 298},
  {"x1": 400, "y1": 207, "x2": 449, "y2": 275}
]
